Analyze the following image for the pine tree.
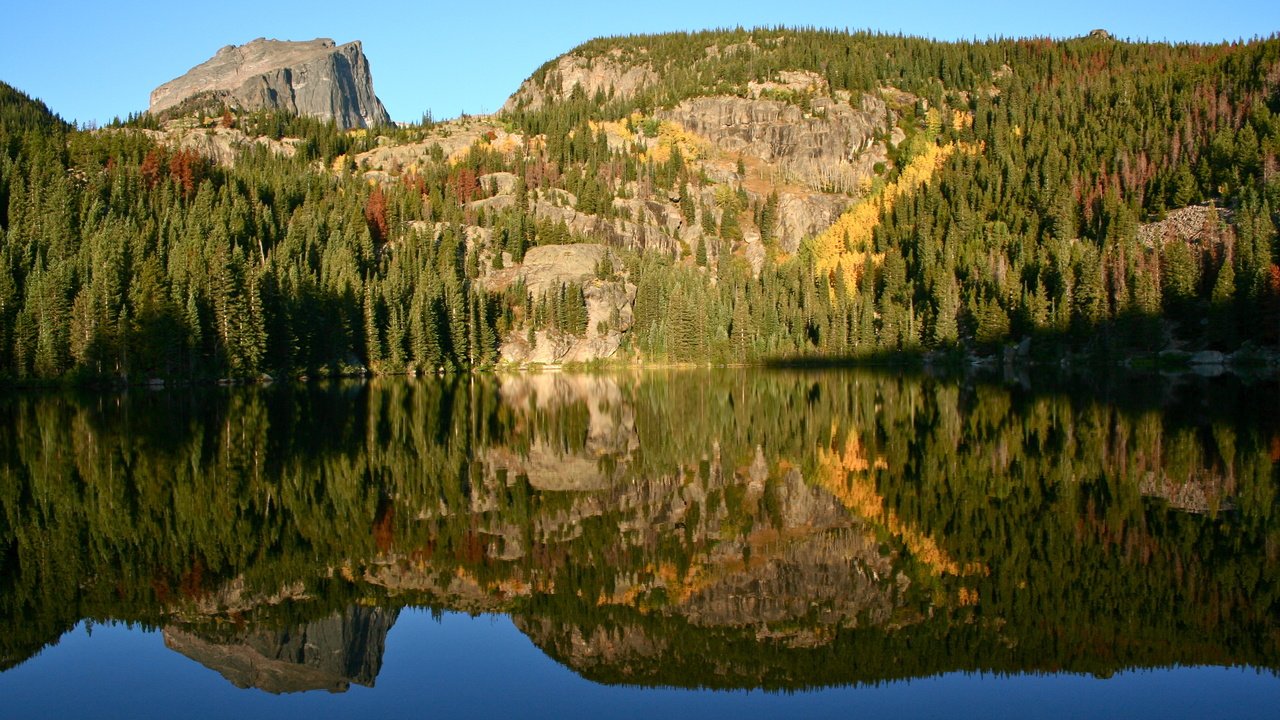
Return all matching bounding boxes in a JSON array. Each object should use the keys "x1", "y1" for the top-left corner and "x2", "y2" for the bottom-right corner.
[
  {"x1": 364, "y1": 283, "x2": 383, "y2": 369},
  {"x1": 1210, "y1": 254, "x2": 1237, "y2": 348},
  {"x1": 1161, "y1": 239, "x2": 1200, "y2": 311},
  {"x1": 932, "y1": 273, "x2": 960, "y2": 347}
]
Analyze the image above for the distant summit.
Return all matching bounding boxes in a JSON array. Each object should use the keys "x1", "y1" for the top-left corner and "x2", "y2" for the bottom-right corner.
[{"x1": 148, "y1": 38, "x2": 390, "y2": 129}]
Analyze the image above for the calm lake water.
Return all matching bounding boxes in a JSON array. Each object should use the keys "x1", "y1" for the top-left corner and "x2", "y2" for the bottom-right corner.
[{"x1": 1, "y1": 370, "x2": 1278, "y2": 718}]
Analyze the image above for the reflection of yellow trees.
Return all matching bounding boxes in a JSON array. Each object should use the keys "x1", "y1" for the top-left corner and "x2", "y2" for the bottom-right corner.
[
  {"x1": 815, "y1": 425, "x2": 986, "y2": 580},
  {"x1": 6, "y1": 371, "x2": 1280, "y2": 681},
  {"x1": 606, "y1": 562, "x2": 708, "y2": 611}
]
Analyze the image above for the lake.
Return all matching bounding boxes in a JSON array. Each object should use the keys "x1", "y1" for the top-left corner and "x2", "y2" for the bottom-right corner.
[{"x1": 1, "y1": 370, "x2": 1278, "y2": 718}]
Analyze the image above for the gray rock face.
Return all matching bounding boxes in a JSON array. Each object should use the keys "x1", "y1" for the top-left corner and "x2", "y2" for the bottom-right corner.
[
  {"x1": 150, "y1": 38, "x2": 390, "y2": 129},
  {"x1": 659, "y1": 93, "x2": 891, "y2": 195}
]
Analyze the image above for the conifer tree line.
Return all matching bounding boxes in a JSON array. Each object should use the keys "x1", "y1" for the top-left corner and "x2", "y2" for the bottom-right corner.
[
  {"x1": 0, "y1": 85, "x2": 506, "y2": 381},
  {"x1": 2, "y1": 29, "x2": 1280, "y2": 382}
]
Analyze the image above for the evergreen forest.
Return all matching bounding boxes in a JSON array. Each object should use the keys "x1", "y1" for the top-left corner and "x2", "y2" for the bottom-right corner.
[{"x1": 2, "y1": 28, "x2": 1280, "y2": 382}]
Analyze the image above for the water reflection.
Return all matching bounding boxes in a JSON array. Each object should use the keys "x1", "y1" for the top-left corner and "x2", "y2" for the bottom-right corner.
[
  {"x1": 1, "y1": 371, "x2": 1277, "y2": 691},
  {"x1": 164, "y1": 606, "x2": 397, "y2": 694}
]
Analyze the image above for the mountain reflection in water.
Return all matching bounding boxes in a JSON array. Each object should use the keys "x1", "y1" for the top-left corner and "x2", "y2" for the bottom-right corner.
[{"x1": 1, "y1": 370, "x2": 1278, "y2": 693}]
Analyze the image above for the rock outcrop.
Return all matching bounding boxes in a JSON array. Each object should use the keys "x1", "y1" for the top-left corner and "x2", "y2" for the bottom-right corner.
[
  {"x1": 485, "y1": 243, "x2": 636, "y2": 364},
  {"x1": 1137, "y1": 203, "x2": 1235, "y2": 250},
  {"x1": 137, "y1": 123, "x2": 302, "y2": 167},
  {"x1": 658, "y1": 91, "x2": 892, "y2": 195},
  {"x1": 502, "y1": 50, "x2": 657, "y2": 112},
  {"x1": 150, "y1": 38, "x2": 390, "y2": 129}
]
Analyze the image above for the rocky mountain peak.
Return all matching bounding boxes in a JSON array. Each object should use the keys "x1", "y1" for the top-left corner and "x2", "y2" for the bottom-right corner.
[{"x1": 149, "y1": 37, "x2": 390, "y2": 129}]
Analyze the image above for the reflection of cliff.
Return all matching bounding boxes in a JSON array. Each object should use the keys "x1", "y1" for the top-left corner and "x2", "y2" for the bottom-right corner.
[
  {"x1": 163, "y1": 606, "x2": 398, "y2": 694},
  {"x1": 364, "y1": 440, "x2": 907, "y2": 649},
  {"x1": 508, "y1": 523, "x2": 904, "y2": 685},
  {"x1": 485, "y1": 374, "x2": 639, "y2": 491},
  {"x1": 597, "y1": 463, "x2": 903, "y2": 642},
  {"x1": 3, "y1": 371, "x2": 1279, "y2": 688}
]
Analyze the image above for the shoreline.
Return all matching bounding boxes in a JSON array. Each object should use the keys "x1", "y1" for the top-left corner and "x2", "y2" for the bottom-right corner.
[{"x1": 4, "y1": 346, "x2": 1278, "y2": 391}]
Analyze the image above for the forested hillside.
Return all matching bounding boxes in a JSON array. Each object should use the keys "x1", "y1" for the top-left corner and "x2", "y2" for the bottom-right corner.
[{"x1": 2, "y1": 28, "x2": 1279, "y2": 382}]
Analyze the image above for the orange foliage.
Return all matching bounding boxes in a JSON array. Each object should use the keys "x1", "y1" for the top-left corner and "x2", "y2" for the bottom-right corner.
[
  {"x1": 140, "y1": 148, "x2": 166, "y2": 189},
  {"x1": 450, "y1": 167, "x2": 479, "y2": 204},
  {"x1": 524, "y1": 159, "x2": 559, "y2": 190},
  {"x1": 168, "y1": 149, "x2": 207, "y2": 200},
  {"x1": 179, "y1": 558, "x2": 207, "y2": 600},
  {"x1": 459, "y1": 531, "x2": 488, "y2": 565},
  {"x1": 373, "y1": 499, "x2": 396, "y2": 552},
  {"x1": 364, "y1": 184, "x2": 389, "y2": 243},
  {"x1": 151, "y1": 576, "x2": 171, "y2": 604},
  {"x1": 401, "y1": 171, "x2": 427, "y2": 196}
]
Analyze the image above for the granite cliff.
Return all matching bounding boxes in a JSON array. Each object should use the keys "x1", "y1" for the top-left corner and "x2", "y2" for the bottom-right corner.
[{"x1": 149, "y1": 38, "x2": 390, "y2": 129}]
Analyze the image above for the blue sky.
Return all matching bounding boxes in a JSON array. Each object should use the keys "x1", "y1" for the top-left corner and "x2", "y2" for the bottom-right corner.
[{"x1": 1, "y1": 1, "x2": 1277, "y2": 126}]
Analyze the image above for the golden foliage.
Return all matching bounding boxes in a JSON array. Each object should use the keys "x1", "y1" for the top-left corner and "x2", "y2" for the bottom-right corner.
[
  {"x1": 644, "y1": 120, "x2": 708, "y2": 165},
  {"x1": 600, "y1": 560, "x2": 708, "y2": 611},
  {"x1": 951, "y1": 109, "x2": 974, "y2": 131},
  {"x1": 490, "y1": 132, "x2": 524, "y2": 156},
  {"x1": 815, "y1": 425, "x2": 986, "y2": 579},
  {"x1": 446, "y1": 147, "x2": 471, "y2": 166},
  {"x1": 925, "y1": 107, "x2": 943, "y2": 137},
  {"x1": 590, "y1": 118, "x2": 636, "y2": 145},
  {"x1": 812, "y1": 142, "x2": 970, "y2": 294}
]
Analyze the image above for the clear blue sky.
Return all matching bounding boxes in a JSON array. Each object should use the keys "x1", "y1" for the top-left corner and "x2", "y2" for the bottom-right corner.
[{"x1": 2, "y1": 0, "x2": 1277, "y2": 126}]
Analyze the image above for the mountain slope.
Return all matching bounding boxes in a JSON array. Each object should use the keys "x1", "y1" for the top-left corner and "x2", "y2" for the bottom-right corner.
[
  {"x1": 0, "y1": 82, "x2": 68, "y2": 135},
  {"x1": 0, "y1": 28, "x2": 1278, "y2": 383}
]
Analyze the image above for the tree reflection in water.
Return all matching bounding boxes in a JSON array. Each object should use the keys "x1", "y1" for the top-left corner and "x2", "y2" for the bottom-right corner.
[{"x1": 1, "y1": 370, "x2": 1277, "y2": 690}]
